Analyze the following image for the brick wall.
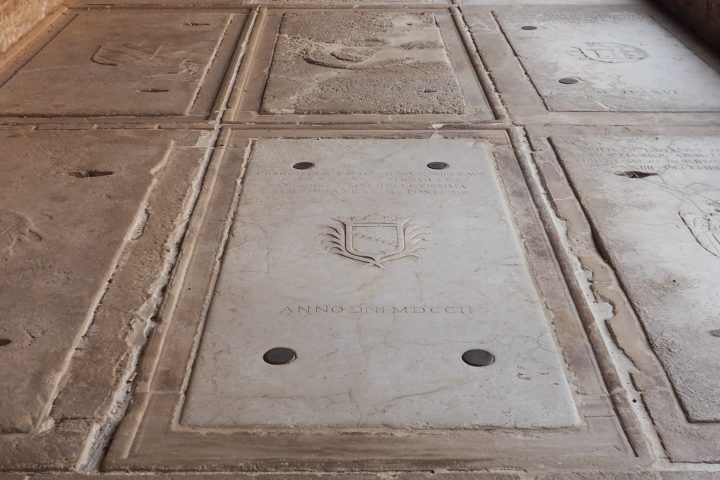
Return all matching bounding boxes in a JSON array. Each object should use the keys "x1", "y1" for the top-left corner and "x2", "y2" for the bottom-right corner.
[
  {"x1": 0, "y1": 0, "x2": 64, "y2": 55},
  {"x1": 657, "y1": 0, "x2": 720, "y2": 50}
]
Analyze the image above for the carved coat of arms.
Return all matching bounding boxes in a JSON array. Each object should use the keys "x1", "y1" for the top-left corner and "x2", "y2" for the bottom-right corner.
[
  {"x1": 324, "y1": 215, "x2": 429, "y2": 268},
  {"x1": 576, "y1": 42, "x2": 647, "y2": 64}
]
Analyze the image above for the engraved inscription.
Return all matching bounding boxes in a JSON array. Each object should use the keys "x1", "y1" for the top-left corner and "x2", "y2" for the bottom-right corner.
[
  {"x1": 256, "y1": 168, "x2": 480, "y2": 196},
  {"x1": 559, "y1": 140, "x2": 720, "y2": 172},
  {"x1": 501, "y1": 11, "x2": 650, "y2": 24},
  {"x1": 324, "y1": 214, "x2": 428, "y2": 268},
  {"x1": 556, "y1": 137, "x2": 720, "y2": 258},
  {"x1": 280, "y1": 304, "x2": 474, "y2": 315}
]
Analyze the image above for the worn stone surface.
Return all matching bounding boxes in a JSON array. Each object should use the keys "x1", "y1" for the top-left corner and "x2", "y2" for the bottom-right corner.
[
  {"x1": 29, "y1": 474, "x2": 523, "y2": 479},
  {"x1": 260, "y1": 11, "x2": 464, "y2": 115},
  {"x1": 661, "y1": 473, "x2": 720, "y2": 480},
  {"x1": 0, "y1": 128, "x2": 209, "y2": 437},
  {"x1": 1, "y1": 0, "x2": 720, "y2": 475},
  {"x1": 536, "y1": 474, "x2": 661, "y2": 480},
  {"x1": 549, "y1": 134, "x2": 720, "y2": 423},
  {"x1": 102, "y1": 131, "x2": 632, "y2": 470},
  {"x1": 0, "y1": 9, "x2": 245, "y2": 119},
  {"x1": 182, "y1": 138, "x2": 577, "y2": 428},
  {"x1": 494, "y1": 9, "x2": 720, "y2": 112}
]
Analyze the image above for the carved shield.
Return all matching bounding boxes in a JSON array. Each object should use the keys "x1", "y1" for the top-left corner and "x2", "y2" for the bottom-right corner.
[{"x1": 346, "y1": 222, "x2": 405, "y2": 262}]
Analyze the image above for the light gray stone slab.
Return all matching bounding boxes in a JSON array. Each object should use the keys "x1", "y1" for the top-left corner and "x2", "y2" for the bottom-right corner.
[
  {"x1": 0, "y1": 9, "x2": 245, "y2": 119},
  {"x1": 661, "y1": 473, "x2": 720, "y2": 480},
  {"x1": 181, "y1": 138, "x2": 578, "y2": 429},
  {"x1": 463, "y1": 0, "x2": 641, "y2": 4},
  {"x1": 495, "y1": 9, "x2": 720, "y2": 112},
  {"x1": 255, "y1": 0, "x2": 448, "y2": 3},
  {"x1": 550, "y1": 134, "x2": 720, "y2": 422}
]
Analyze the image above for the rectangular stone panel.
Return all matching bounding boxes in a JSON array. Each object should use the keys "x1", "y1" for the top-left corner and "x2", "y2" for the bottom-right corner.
[
  {"x1": 0, "y1": 9, "x2": 247, "y2": 119},
  {"x1": 180, "y1": 137, "x2": 578, "y2": 429},
  {"x1": 495, "y1": 9, "x2": 720, "y2": 112},
  {"x1": 227, "y1": 8, "x2": 494, "y2": 123},
  {"x1": 0, "y1": 128, "x2": 209, "y2": 434},
  {"x1": 550, "y1": 134, "x2": 720, "y2": 422},
  {"x1": 262, "y1": 12, "x2": 461, "y2": 115},
  {"x1": 462, "y1": 0, "x2": 639, "y2": 4}
]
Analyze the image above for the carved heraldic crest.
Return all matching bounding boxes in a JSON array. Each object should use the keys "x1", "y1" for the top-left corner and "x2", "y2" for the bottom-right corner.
[{"x1": 324, "y1": 215, "x2": 429, "y2": 268}]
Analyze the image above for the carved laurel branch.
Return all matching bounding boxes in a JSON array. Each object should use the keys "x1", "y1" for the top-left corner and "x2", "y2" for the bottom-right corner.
[{"x1": 393, "y1": 222, "x2": 430, "y2": 260}]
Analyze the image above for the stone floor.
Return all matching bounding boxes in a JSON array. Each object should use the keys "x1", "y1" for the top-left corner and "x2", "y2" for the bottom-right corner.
[{"x1": 0, "y1": 0, "x2": 719, "y2": 478}]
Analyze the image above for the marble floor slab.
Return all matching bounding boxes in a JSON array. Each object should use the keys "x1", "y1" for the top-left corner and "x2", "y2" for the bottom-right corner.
[{"x1": 182, "y1": 137, "x2": 578, "y2": 429}]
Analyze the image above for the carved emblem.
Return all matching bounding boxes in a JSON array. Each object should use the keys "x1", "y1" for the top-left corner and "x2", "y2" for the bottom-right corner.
[
  {"x1": 91, "y1": 44, "x2": 200, "y2": 79},
  {"x1": 576, "y1": 42, "x2": 647, "y2": 63},
  {"x1": 324, "y1": 215, "x2": 429, "y2": 268}
]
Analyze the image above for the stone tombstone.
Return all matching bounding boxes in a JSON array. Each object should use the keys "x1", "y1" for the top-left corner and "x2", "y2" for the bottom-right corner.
[
  {"x1": 227, "y1": 9, "x2": 494, "y2": 123},
  {"x1": 0, "y1": 9, "x2": 246, "y2": 119},
  {"x1": 495, "y1": 10, "x2": 720, "y2": 112},
  {"x1": 181, "y1": 138, "x2": 578, "y2": 428},
  {"x1": 0, "y1": 128, "x2": 208, "y2": 434},
  {"x1": 261, "y1": 11, "x2": 464, "y2": 115},
  {"x1": 551, "y1": 134, "x2": 720, "y2": 422}
]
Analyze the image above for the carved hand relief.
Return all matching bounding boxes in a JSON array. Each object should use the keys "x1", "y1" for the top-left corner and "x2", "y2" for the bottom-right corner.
[
  {"x1": 570, "y1": 42, "x2": 648, "y2": 63},
  {"x1": 324, "y1": 215, "x2": 429, "y2": 268},
  {"x1": 680, "y1": 200, "x2": 720, "y2": 259},
  {"x1": 0, "y1": 210, "x2": 42, "y2": 257},
  {"x1": 91, "y1": 44, "x2": 200, "y2": 79}
]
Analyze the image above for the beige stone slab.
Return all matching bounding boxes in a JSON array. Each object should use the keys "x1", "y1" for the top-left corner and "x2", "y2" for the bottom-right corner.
[
  {"x1": 103, "y1": 129, "x2": 639, "y2": 471},
  {"x1": 527, "y1": 125, "x2": 720, "y2": 463},
  {"x1": 536, "y1": 474, "x2": 661, "y2": 480},
  {"x1": 181, "y1": 137, "x2": 577, "y2": 429},
  {"x1": 0, "y1": 128, "x2": 211, "y2": 469},
  {"x1": 29, "y1": 474, "x2": 523, "y2": 480},
  {"x1": 550, "y1": 135, "x2": 720, "y2": 422},
  {"x1": 261, "y1": 13, "x2": 464, "y2": 114},
  {"x1": 226, "y1": 7, "x2": 497, "y2": 124},
  {"x1": 0, "y1": 8, "x2": 249, "y2": 122}
]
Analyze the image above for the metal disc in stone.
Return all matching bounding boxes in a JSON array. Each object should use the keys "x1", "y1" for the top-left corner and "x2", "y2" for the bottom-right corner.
[
  {"x1": 462, "y1": 349, "x2": 495, "y2": 367},
  {"x1": 263, "y1": 347, "x2": 297, "y2": 365}
]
